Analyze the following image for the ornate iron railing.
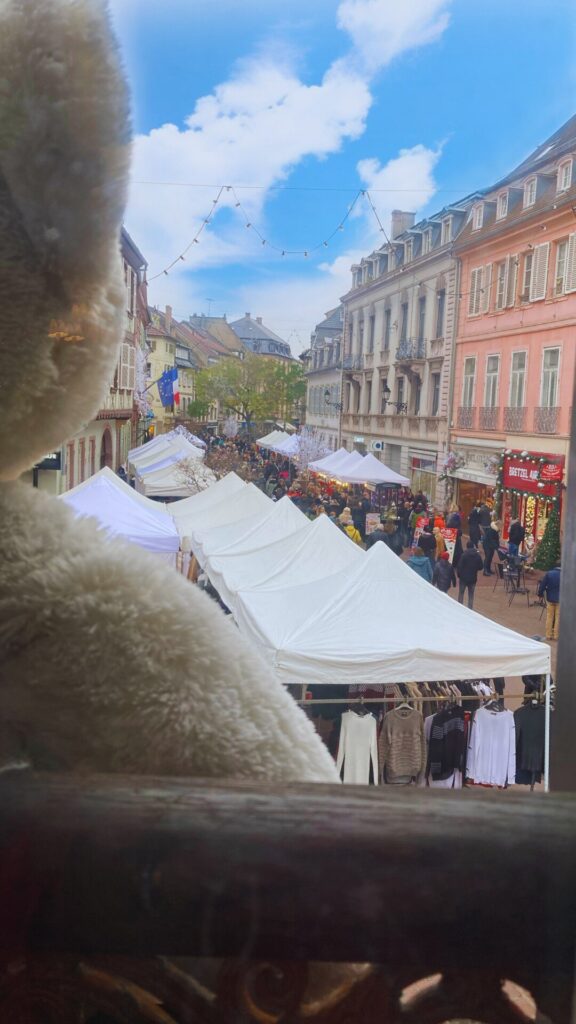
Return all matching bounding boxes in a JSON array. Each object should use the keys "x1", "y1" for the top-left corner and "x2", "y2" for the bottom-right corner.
[
  {"x1": 395, "y1": 338, "x2": 426, "y2": 361},
  {"x1": 342, "y1": 355, "x2": 363, "y2": 371},
  {"x1": 479, "y1": 406, "x2": 500, "y2": 430},
  {"x1": 504, "y1": 406, "x2": 527, "y2": 432},
  {"x1": 0, "y1": 773, "x2": 575, "y2": 1023},
  {"x1": 457, "y1": 405, "x2": 476, "y2": 429},
  {"x1": 534, "y1": 406, "x2": 559, "y2": 433}
]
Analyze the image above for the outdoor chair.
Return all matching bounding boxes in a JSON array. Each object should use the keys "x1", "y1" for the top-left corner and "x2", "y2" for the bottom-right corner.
[{"x1": 493, "y1": 560, "x2": 514, "y2": 594}]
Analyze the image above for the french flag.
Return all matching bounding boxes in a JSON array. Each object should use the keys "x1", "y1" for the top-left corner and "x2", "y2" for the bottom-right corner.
[{"x1": 171, "y1": 367, "x2": 180, "y2": 405}]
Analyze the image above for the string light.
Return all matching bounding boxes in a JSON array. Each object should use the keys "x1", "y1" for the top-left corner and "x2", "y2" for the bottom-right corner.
[{"x1": 148, "y1": 185, "x2": 225, "y2": 281}]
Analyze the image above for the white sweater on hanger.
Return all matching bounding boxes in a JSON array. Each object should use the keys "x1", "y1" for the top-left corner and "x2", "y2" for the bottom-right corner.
[
  {"x1": 336, "y1": 711, "x2": 379, "y2": 784},
  {"x1": 467, "y1": 707, "x2": 516, "y2": 787}
]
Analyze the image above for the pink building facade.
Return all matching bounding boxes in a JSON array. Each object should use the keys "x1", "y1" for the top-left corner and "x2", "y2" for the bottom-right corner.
[{"x1": 450, "y1": 116, "x2": 576, "y2": 541}]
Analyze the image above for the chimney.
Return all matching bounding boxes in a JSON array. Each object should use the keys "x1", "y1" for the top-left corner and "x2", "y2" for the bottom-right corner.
[
  {"x1": 165, "y1": 304, "x2": 172, "y2": 332},
  {"x1": 256, "y1": 316, "x2": 263, "y2": 325},
  {"x1": 245, "y1": 312, "x2": 251, "y2": 319},
  {"x1": 391, "y1": 210, "x2": 416, "y2": 239}
]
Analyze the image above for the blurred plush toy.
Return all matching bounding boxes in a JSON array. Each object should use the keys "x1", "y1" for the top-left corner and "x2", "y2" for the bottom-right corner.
[{"x1": 0, "y1": 0, "x2": 337, "y2": 785}]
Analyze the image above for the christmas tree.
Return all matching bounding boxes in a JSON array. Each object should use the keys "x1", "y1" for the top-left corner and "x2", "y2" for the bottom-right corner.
[{"x1": 534, "y1": 507, "x2": 562, "y2": 571}]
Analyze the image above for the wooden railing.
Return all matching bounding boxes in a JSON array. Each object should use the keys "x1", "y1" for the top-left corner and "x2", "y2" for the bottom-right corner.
[{"x1": 0, "y1": 773, "x2": 575, "y2": 1022}]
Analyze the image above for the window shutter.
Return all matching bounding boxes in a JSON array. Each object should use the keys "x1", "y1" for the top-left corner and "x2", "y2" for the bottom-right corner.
[
  {"x1": 468, "y1": 267, "x2": 481, "y2": 316},
  {"x1": 481, "y1": 263, "x2": 492, "y2": 313},
  {"x1": 506, "y1": 255, "x2": 518, "y2": 307},
  {"x1": 127, "y1": 345, "x2": 136, "y2": 390},
  {"x1": 530, "y1": 242, "x2": 550, "y2": 301},
  {"x1": 565, "y1": 232, "x2": 576, "y2": 293}
]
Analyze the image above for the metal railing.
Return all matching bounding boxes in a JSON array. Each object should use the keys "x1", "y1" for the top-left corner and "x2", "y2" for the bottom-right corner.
[
  {"x1": 457, "y1": 405, "x2": 476, "y2": 429},
  {"x1": 479, "y1": 406, "x2": 500, "y2": 430},
  {"x1": 504, "y1": 406, "x2": 527, "y2": 432},
  {"x1": 395, "y1": 338, "x2": 426, "y2": 361},
  {"x1": 342, "y1": 354, "x2": 364, "y2": 371},
  {"x1": 534, "y1": 406, "x2": 559, "y2": 434}
]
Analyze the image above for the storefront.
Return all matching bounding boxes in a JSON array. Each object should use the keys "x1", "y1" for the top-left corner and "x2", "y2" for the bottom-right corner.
[
  {"x1": 451, "y1": 466, "x2": 497, "y2": 522},
  {"x1": 498, "y1": 450, "x2": 564, "y2": 542},
  {"x1": 410, "y1": 454, "x2": 438, "y2": 505}
]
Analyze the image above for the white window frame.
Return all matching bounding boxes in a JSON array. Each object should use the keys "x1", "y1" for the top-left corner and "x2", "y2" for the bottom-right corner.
[
  {"x1": 523, "y1": 177, "x2": 537, "y2": 208},
  {"x1": 522, "y1": 251, "x2": 533, "y2": 300},
  {"x1": 441, "y1": 217, "x2": 453, "y2": 245},
  {"x1": 484, "y1": 354, "x2": 500, "y2": 408},
  {"x1": 495, "y1": 260, "x2": 508, "y2": 310},
  {"x1": 530, "y1": 242, "x2": 550, "y2": 301},
  {"x1": 422, "y1": 228, "x2": 432, "y2": 254},
  {"x1": 555, "y1": 239, "x2": 569, "y2": 295},
  {"x1": 509, "y1": 350, "x2": 527, "y2": 409},
  {"x1": 468, "y1": 266, "x2": 483, "y2": 316},
  {"x1": 430, "y1": 372, "x2": 441, "y2": 416},
  {"x1": 496, "y1": 192, "x2": 508, "y2": 220},
  {"x1": 472, "y1": 204, "x2": 484, "y2": 230},
  {"x1": 405, "y1": 239, "x2": 413, "y2": 263},
  {"x1": 541, "y1": 347, "x2": 560, "y2": 408},
  {"x1": 462, "y1": 356, "x2": 476, "y2": 408},
  {"x1": 557, "y1": 160, "x2": 572, "y2": 193}
]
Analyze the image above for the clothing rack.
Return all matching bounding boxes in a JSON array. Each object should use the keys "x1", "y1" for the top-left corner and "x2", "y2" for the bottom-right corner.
[{"x1": 296, "y1": 694, "x2": 531, "y2": 706}]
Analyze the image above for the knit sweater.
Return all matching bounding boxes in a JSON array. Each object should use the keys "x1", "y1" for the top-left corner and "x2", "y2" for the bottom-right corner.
[{"x1": 381, "y1": 708, "x2": 427, "y2": 783}]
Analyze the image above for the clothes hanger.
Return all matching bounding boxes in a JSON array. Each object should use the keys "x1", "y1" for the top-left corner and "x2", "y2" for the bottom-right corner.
[{"x1": 395, "y1": 701, "x2": 413, "y2": 712}]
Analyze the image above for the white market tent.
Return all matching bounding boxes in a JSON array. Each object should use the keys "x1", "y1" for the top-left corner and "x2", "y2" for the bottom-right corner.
[
  {"x1": 232, "y1": 540, "x2": 551, "y2": 686},
  {"x1": 193, "y1": 495, "x2": 307, "y2": 570},
  {"x1": 136, "y1": 461, "x2": 216, "y2": 499},
  {"x1": 131, "y1": 436, "x2": 204, "y2": 473},
  {"x1": 309, "y1": 447, "x2": 349, "y2": 473},
  {"x1": 256, "y1": 430, "x2": 290, "y2": 449},
  {"x1": 60, "y1": 467, "x2": 180, "y2": 562},
  {"x1": 181, "y1": 483, "x2": 270, "y2": 550},
  {"x1": 323, "y1": 449, "x2": 365, "y2": 479},
  {"x1": 271, "y1": 434, "x2": 300, "y2": 456},
  {"x1": 170, "y1": 473, "x2": 247, "y2": 535},
  {"x1": 128, "y1": 430, "x2": 204, "y2": 467},
  {"x1": 205, "y1": 513, "x2": 364, "y2": 615},
  {"x1": 336, "y1": 452, "x2": 410, "y2": 486}
]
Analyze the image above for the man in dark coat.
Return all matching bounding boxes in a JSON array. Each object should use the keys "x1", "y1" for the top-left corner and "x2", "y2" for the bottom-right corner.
[
  {"x1": 482, "y1": 521, "x2": 500, "y2": 576},
  {"x1": 432, "y1": 551, "x2": 457, "y2": 593},
  {"x1": 538, "y1": 565, "x2": 561, "y2": 641},
  {"x1": 418, "y1": 523, "x2": 436, "y2": 568},
  {"x1": 456, "y1": 541, "x2": 484, "y2": 609},
  {"x1": 467, "y1": 504, "x2": 482, "y2": 547},
  {"x1": 508, "y1": 518, "x2": 526, "y2": 557}
]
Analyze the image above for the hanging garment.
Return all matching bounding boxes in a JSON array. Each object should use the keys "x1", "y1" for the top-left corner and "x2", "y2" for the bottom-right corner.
[
  {"x1": 381, "y1": 707, "x2": 427, "y2": 785},
  {"x1": 336, "y1": 711, "x2": 379, "y2": 785},
  {"x1": 514, "y1": 703, "x2": 545, "y2": 784},
  {"x1": 426, "y1": 706, "x2": 466, "y2": 787},
  {"x1": 466, "y1": 706, "x2": 516, "y2": 787}
]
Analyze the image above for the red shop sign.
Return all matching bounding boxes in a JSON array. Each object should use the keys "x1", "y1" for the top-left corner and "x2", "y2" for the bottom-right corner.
[{"x1": 502, "y1": 453, "x2": 564, "y2": 497}]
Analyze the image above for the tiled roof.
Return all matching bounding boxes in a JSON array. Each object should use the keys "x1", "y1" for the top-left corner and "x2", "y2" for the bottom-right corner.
[
  {"x1": 496, "y1": 114, "x2": 576, "y2": 187},
  {"x1": 229, "y1": 315, "x2": 293, "y2": 358},
  {"x1": 314, "y1": 306, "x2": 343, "y2": 335}
]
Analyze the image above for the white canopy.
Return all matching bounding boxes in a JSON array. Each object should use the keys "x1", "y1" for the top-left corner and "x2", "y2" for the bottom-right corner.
[
  {"x1": 193, "y1": 495, "x2": 306, "y2": 569},
  {"x1": 232, "y1": 541, "x2": 550, "y2": 685},
  {"x1": 184, "y1": 483, "x2": 270, "y2": 546},
  {"x1": 131, "y1": 436, "x2": 204, "y2": 473},
  {"x1": 322, "y1": 449, "x2": 365, "y2": 479},
  {"x1": 205, "y1": 513, "x2": 363, "y2": 614},
  {"x1": 136, "y1": 461, "x2": 216, "y2": 499},
  {"x1": 336, "y1": 452, "x2": 410, "y2": 486},
  {"x1": 60, "y1": 467, "x2": 180, "y2": 557},
  {"x1": 128, "y1": 429, "x2": 204, "y2": 465},
  {"x1": 256, "y1": 430, "x2": 290, "y2": 449},
  {"x1": 271, "y1": 434, "x2": 300, "y2": 455},
  {"x1": 170, "y1": 473, "x2": 247, "y2": 535},
  {"x1": 309, "y1": 447, "x2": 349, "y2": 473}
]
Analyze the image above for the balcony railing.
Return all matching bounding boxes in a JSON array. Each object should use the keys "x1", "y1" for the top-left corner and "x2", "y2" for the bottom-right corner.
[
  {"x1": 457, "y1": 405, "x2": 476, "y2": 429},
  {"x1": 534, "y1": 406, "x2": 559, "y2": 434},
  {"x1": 396, "y1": 338, "x2": 426, "y2": 362},
  {"x1": 479, "y1": 406, "x2": 500, "y2": 430},
  {"x1": 342, "y1": 354, "x2": 363, "y2": 371},
  {"x1": 504, "y1": 406, "x2": 527, "y2": 432}
]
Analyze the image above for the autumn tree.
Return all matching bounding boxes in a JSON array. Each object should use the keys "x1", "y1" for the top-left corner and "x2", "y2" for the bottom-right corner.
[{"x1": 193, "y1": 354, "x2": 294, "y2": 437}]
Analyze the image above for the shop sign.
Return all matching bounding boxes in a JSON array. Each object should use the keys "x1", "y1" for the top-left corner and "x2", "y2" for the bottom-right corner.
[
  {"x1": 502, "y1": 453, "x2": 564, "y2": 497},
  {"x1": 440, "y1": 527, "x2": 458, "y2": 563}
]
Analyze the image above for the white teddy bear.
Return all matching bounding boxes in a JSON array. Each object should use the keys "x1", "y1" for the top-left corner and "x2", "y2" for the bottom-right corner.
[{"x1": 0, "y1": 0, "x2": 338, "y2": 787}]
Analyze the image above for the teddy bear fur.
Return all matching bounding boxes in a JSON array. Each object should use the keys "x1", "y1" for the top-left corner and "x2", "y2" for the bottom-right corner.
[{"x1": 0, "y1": 0, "x2": 339, "y2": 786}]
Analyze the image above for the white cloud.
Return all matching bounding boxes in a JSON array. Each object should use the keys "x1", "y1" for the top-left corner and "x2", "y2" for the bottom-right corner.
[
  {"x1": 337, "y1": 0, "x2": 452, "y2": 73},
  {"x1": 356, "y1": 144, "x2": 442, "y2": 236}
]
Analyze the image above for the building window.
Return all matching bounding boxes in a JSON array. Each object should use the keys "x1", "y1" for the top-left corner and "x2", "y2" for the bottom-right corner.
[
  {"x1": 496, "y1": 192, "x2": 508, "y2": 220},
  {"x1": 422, "y1": 228, "x2": 432, "y2": 254},
  {"x1": 399, "y1": 302, "x2": 408, "y2": 343},
  {"x1": 509, "y1": 351, "x2": 526, "y2": 408},
  {"x1": 495, "y1": 261, "x2": 507, "y2": 310},
  {"x1": 358, "y1": 319, "x2": 364, "y2": 353},
  {"x1": 396, "y1": 376, "x2": 405, "y2": 408},
  {"x1": 441, "y1": 217, "x2": 452, "y2": 245},
  {"x1": 417, "y1": 296, "x2": 426, "y2": 343},
  {"x1": 541, "y1": 348, "x2": 560, "y2": 407},
  {"x1": 368, "y1": 314, "x2": 375, "y2": 353},
  {"x1": 383, "y1": 308, "x2": 391, "y2": 351},
  {"x1": 523, "y1": 177, "x2": 537, "y2": 208},
  {"x1": 521, "y1": 252, "x2": 533, "y2": 300},
  {"x1": 472, "y1": 204, "x2": 484, "y2": 230},
  {"x1": 462, "y1": 357, "x2": 476, "y2": 408},
  {"x1": 378, "y1": 254, "x2": 389, "y2": 275},
  {"x1": 405, "y1": 239, "x2": 413, "y2": 263},
  {"x1": 435, "y1": 289, "x2": 446, "y2": 338},
  {"x1": 484, "y1": 355, "x2": 500, "y2": 407},
  {"x1": 430, "y1": 372, "x2": 440, "y2": 416},
  {"x1": 413, "y1": 377, "x2": 421, "y2": 415},
  {"x1": 468, "y1": 266, "x2": 486, "y2": 316},
  {"x1": 555, "y1": 239, "x2": 568, "y2": 294},
  {"x1": 557, "y1": 160, "x2": 572, "y2": 193}
]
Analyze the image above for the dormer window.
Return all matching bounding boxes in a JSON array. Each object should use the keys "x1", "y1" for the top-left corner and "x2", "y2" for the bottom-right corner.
[
  {"x1": 523, "y1": 177, "x2": 537, "y2": 208},
  {"x1": 472, "y1": 204, "x2": 484, "y2": 230},
  {"x1": 557, "y1": 159, "x2": 572, "y2": 193},
  {"x1": 496, "y1": 192, "x2": 508, "y2": 220},
  {"x1": 441, "y1": 217, "x2": 453, "y2": 245},
  {"x1": 405, "y1": 239, "x2": 413, "y2": 262},
  {"x1": 422, "y1": 228, "x2": 433, "y2": 254}
]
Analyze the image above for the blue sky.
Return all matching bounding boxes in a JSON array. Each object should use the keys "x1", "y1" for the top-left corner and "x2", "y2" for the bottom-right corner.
[{"x1": 110, "y1": 0, "x2": 576, "y2": 353}]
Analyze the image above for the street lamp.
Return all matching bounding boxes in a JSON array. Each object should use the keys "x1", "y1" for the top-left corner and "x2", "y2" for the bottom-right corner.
[
  {"x1": 381, "y1": 382, "x2": 407, "y2": 414},
  {"x1": 324, "y1": 387, "x2": 344, "y2": 412}
]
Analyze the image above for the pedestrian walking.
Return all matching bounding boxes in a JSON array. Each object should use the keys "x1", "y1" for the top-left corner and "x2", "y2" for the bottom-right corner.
[
  {"x1": 467, "y1": 504, "x2": 482, "y2": 548},
  {"x1": 418, "y1": 523, "x2": 436, "y2": 569},
  {"x1": 338, "y1": 508, "x2": 363, "y2": 545},
  {"x1": 508, "y1": 518, "x2": 526, "y2": 557},
  {"x1": 482, "y1": 520, "x2": 500, "y2": 576},
  {"x1": 538, "y1": 563, "x2": 561, "y2": 641},
  {"x1": 456, "y1": 541, "x2": 484, "y2": 609},
  {"x1": 432, "y1": 551, "x2": 456, "y2": 593},
  {"x1": 407, "y1": 546, "x2": 433, "y2": 583}
]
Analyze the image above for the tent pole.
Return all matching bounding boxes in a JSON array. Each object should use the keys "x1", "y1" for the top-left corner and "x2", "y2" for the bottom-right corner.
[{"x1": 544, "y1": 671, "x2": 551, "y2": 793}]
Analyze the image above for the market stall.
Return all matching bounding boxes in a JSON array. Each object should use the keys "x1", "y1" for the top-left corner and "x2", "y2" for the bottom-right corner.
[{"x1": 192, "y1": 495, "x2": 306, "y2": 569}]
